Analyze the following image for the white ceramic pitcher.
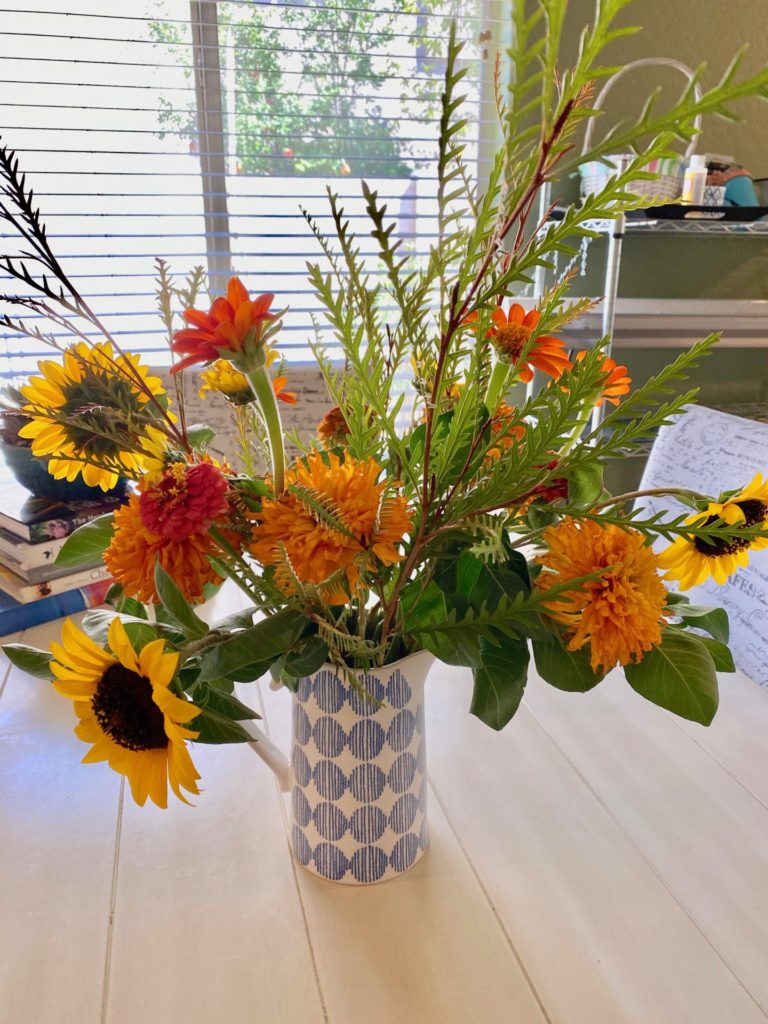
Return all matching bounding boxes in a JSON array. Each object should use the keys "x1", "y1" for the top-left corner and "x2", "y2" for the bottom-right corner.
[{"x1": 246, "y1": 650, "x2": 434, "y2": 884}]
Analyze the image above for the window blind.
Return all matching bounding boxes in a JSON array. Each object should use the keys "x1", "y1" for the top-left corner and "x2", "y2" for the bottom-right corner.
[{"x1": 0, "y1": 0, "x2": 500, "y2": 377}]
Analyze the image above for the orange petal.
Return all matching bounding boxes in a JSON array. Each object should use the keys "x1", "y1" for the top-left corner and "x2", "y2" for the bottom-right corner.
[
  {"x1": 507, "y1": 303, "x2": 525, "y2": 325},
  {"x1": 227, "y1": 277, "x2": 249, "y2": 308}
]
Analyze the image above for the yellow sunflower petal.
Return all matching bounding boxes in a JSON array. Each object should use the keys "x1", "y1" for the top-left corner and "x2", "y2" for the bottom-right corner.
[{"x1": 107, "y1": 618, "x2": 141, "y2": 673}]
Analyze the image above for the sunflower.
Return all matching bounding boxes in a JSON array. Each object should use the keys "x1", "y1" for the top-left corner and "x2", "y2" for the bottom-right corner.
[
  {"x1": 657, "y1": 473, "x2": 768, "y2": 589},
  {"x1": 468, "y1": 304, "x2": 571, "y2": 382},
  {"x1": 575, "y1": 350, "x2": 631, "y2": 406},
  {"x1": 537, "y1": 517, "x2": 667, "y2": 673},
  {"x1": 105, "y1": 493, "x2": 234, "y2": 603},
  {"x1": 172, "y1": 277, "x2": 276, "y2": 373},
  {"x1": 19, "y1": 342, "x2": 167, "y2": 490},
  {"x1": 250, "y1": 451, "x2": 412, "y2": 603},
  {"x1": 50, "y1": 618, "x2": 200, "y2": 808}
]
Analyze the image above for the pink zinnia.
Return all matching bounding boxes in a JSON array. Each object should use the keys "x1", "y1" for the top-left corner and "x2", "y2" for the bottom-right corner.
[{"x1": 139, "y1": 462, "x2": 230, "y2": 540}]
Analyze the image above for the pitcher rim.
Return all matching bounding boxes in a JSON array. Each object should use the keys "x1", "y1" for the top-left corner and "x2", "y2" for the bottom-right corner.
[{"x1": 307, "y1": 647, "x2": 435, "y2": 679}]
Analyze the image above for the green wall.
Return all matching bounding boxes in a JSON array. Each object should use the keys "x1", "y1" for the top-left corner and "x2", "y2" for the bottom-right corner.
[{"x1": 559, "y1": 0, "x2": 768, "y2": 300}]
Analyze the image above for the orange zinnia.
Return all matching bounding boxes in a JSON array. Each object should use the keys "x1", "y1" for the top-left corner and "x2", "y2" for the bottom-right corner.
[
  {"x1": 537, "y1": 518, "x2": 667, "y2": 673},
  {"x1": 250, "y1": 451, "x2": 411, "y2": 604},
  {"x1": 105, "y1": 494, "x2": 233, "y2": 603},
  {"x1": 575, "y1": 350, "x2": 631, "y2": 407},
  {"x1": 469, "y1": 303, "x2": 571, "y2": 382},
  {"x1": 172, "y1": 277, "x2": 276, "y2": 373}
]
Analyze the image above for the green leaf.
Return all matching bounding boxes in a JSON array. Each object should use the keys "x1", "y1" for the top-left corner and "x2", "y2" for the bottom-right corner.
[
  {"x1": 54, "y1": 513, "x2": 114, "y2": 569},
  {"x1": 283, "y1": 636, "x2": 329, "y2": 678},
  {"x1": 191, "y1": 706, "x2": 253, "y2": 744},
  {"x1": 624, "y1": 629, "x2": 719, "y2": 725},
  {"x1": 470, "y1": 637, "x2": 529, "y2": 730},
  {"x1": 81, "y1": 609, "x2": 166, "y2": 650},
  {"x1": 694, "y1": 636, "x2": 736, "y2": 673},
  {"x1": 187, "y1": 423, "x2": 215, "y2": 451},
  {"x1": 192, "y1": 681, "x2": 261, "y2": 721},
  {"x1": 677, "y1": 605, "x2": 730, "y2": 644},
  {"x1": 403, "y1": 581, "x2": 481, "y2": 667},
  {"x1": 664, "y1": 591, "x2": 691, "y2": 608},
  {"x1": 2, "y1": 643, "x2": 53, "y2": 679},
  {"x1": 212, "y1": 607, "x2": 256, "y2": 632},
  {"x1": 154, "y1": 562, "x2": 209, "y2": 639},
  {"x1": 196, "y1": 609, "x2": 308, "y2": 682},
  {"x1": 227, "y1": 659, "x2": 275, "y2": 683},
  {"x1": 566, "y1": 463, "x2": 604, "y2": 508},
  {"x1": 532, "y1": 632, "x2": 605, "y2": 692},
  {"x1": 118, "y1": 597, "x2": 148, "y2": 619}
]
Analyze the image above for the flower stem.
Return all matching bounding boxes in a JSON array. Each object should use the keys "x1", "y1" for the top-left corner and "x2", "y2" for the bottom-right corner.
[
  {"x1": 484, "y1": 360, "x2": 509, "y2": 412},
  {"x1": 246, "y1": 364, "x2": 285, "y2": 494}
]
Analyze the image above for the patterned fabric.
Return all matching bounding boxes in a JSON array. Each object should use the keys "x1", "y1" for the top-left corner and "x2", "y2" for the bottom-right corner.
[{"x1": 290, "y1": 656, "x2": 431, "y2": 884}]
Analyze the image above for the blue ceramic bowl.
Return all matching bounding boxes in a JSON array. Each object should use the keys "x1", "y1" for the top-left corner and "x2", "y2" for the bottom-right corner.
[{"x1": 0, "y1": 441, "x2": 127, "y2": 502}]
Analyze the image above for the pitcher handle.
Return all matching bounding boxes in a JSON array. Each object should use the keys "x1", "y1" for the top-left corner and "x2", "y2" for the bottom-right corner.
[{"x1": 243, "y1": 721, "x2": 294, "y2": 792}]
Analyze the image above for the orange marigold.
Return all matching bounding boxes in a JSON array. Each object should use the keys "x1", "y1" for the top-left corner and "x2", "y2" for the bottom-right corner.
[
  {"x1": 536, "y1": 518, "x2": 667, "y2": 673},
  {"x1": 468, "y1": 303, "x2": 571, "y2": 382},
  {"x1": 250, "y1": 451, "x2": 411, "y2": 603},
  {"x1": 575, "y1": 350, "x2": 631, "y2": 407},
  {"x1": 105, "y1": 494, "x2": 233, "y2": 603}
]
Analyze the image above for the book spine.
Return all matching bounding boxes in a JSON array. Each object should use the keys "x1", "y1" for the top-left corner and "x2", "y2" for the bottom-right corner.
[
  {"x1": 0, "y1": 564, "x2": 111, "y2": 604},
  {"x1": 21, "y1": 564, "x2": 111, "y2": 603},
  {"x1": 0, "y1": 534, "x2": 68, "y2": 571},
  {"x1": 0, "y1": 579, "x2": 111, "y2": 638},
  {"x1": 4, "y1": 508, "x2": 118, "y2": 545}
]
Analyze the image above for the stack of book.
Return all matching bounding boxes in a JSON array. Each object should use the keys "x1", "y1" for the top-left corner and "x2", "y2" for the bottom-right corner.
[{"x1": 0, "y1": 477, "x2": 123, "y2": 636}]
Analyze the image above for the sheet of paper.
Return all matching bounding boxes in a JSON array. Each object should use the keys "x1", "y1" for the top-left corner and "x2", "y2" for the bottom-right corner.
[
  {"x1": 638, "y1": 403, "x2": 768, "y2": 688},
  {"x1": 157, "y1": 366, "x2": 331, "y2": 470}
]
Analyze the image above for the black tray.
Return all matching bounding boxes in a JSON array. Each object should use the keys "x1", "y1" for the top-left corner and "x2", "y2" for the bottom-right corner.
[{"x1": 641, "y1": 204, "x2": 768, "y2": 222}]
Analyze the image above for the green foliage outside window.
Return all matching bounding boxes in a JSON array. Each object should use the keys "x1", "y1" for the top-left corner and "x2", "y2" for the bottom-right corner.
[{"x1": 151, "y1": 2, "x2": 473, "y2": 179}]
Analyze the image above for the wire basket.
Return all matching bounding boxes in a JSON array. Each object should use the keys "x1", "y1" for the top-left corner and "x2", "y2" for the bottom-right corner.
[{"x1": 579, "y1": 59, "x2": 702, "y2": 205}]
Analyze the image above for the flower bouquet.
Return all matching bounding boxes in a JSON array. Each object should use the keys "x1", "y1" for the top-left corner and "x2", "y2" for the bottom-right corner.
[{"x1": 3, "y1": 0, "x2": 768, "y2": 883}]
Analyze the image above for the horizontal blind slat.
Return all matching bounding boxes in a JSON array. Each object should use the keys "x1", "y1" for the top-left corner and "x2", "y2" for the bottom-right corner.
[{"x1": 0, "y1": 0, "x2": 486, "y2": 379}]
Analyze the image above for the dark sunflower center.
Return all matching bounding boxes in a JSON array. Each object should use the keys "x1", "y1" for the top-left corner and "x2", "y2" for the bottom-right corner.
[
  {"x1": 692, "y1": 499, "x2": 767, "y2": 557},
  {"x1": 92, "y1": 663, "x2": 167, "y2": 751}
]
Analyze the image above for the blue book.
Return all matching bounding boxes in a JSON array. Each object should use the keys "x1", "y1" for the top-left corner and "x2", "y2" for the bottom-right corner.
[{"x1": 0, "y1": 579, "x2": 111, "y2": 638}]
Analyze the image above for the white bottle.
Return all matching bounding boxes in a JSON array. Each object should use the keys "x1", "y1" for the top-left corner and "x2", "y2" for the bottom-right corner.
[{"x1": 681, "y1": 154, "x2": 707, "y2": 205}]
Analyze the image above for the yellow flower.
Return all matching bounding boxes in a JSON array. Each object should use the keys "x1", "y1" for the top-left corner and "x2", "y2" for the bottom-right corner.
[
  {"x1": 20, "y1": 342, "x2": 167, "y2": 490},
  {"x1": 199, "y1": 359, "x2": 253, "y2": 405},
  {"x1": 537, "y1": 518, "x2": 668, "y2": 673},
  {"x1": 50, "y1": 618, "x2": 200, "y2": 808},
  {"x1": 658, "y1": 473, "x2": 768, "y2": 589},
  {"x1": 250, "y1": 451, "x2": 412, "y2": 603}
]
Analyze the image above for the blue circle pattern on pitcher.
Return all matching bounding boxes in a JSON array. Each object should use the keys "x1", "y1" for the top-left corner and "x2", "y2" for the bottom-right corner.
[{"x1": 291, "y1": 666, "x2": 428, "y2": 883}]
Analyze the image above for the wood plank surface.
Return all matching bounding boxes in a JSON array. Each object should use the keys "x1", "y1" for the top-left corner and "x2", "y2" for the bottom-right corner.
[
  {"x1": 671, "y1": 670, "x2": 768, "y2": 807},
  {"x1": 523, "y1": 669, "x2": 768, "y2": 1017},
  {"x1": 259, "y1": 677, "x2": 550, "y2": 1024},
  {"x1": 104, "y1": 730, "x2": 327, "y2": 1024},
  {"x1": 427, "y1": 664, "x2": 768, "y2": 1024},
  {"x1": 3, "y1": 594, "x2": 768, "y2": 1024},
  {"x1": 0, "y1": 621, "x2": 121, "y2": 1024}
]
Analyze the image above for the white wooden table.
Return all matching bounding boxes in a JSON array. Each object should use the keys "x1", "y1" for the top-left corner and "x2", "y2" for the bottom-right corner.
[{"x1": 2, "y1": 585, "x2": 768, "y2": 1024}]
